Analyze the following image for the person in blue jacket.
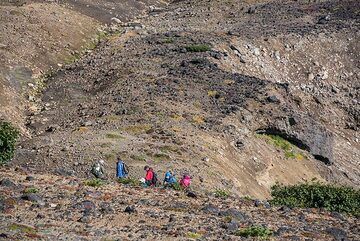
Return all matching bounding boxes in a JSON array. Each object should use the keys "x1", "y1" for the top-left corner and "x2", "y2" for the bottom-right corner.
[
  {"x1": 116, "y1": 158, "x2": 129, "y2": 179},
  {"x1": 163, "y1": 170, "x2": 177, "y2": 188}
]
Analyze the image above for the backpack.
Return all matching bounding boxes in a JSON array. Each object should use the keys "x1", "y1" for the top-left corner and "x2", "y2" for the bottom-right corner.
[
  {"x1": 152, "y1": 172, "x2": 158, "y2": 186},
  {"x1": 116, "y1": 161, "x2": 128, "y2": 178},
  {"x1": 123, "y1": 163, "x2": 129, "y2": 174}
]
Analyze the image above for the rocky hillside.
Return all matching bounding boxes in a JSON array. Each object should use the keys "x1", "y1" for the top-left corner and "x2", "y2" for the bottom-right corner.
[
  {"x1": 6, "y1": 0, "x2": 358, "y2": 199},
  {"x1": 0, "y1": 167, "x2": 359, "y2": 240},
  {"x1": 0, "y1": 0, "x2": 163, "y2": 133}
]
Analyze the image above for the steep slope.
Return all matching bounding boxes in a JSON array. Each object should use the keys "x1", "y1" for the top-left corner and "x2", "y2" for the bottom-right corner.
[
  {"x1": 0, "y1": 0, "x2": 163, "y2": 133},
  {"x1": 10, "y1": 0, "x2": 360, "y2": 198}
]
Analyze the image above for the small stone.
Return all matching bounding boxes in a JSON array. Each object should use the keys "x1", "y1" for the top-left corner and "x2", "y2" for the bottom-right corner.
[
  {"x1": 21, "y1": 194, "x2": 45, "y2": 206},
  {"x1": 111, "y1": 17, "x2": 122, "y2": 24},
  {"x1": 219, "y1": 208, "x2": 249, "y2": 222},
  {"x1": 169, "y1": 214, "x2": 177, "y2": 222},
  {"x1": 326, "y1": 227, "x2": 348, "y2": 241},
  {"x1": 124, "y1": 205, "x2": 136, "y2": 214},
  {"x1": 225, "y1": 220, "x2": 239, "y2": 231},
  {"x1": 202, "y1": 204, "x2": 220, "y2": 214},
  {"x1": 279, "y1": 206, "x2": 291, "y2": 212},
  {"x1": 254, "y1": 199, "x2": 262, "y2": 207},
  {"x1": 247, "y1": 6, "x2": 256, "y2": 14},
  {"x1": 264, "y1": 201, "x2": 271, "y2": 209},
  {"x1": 36, "y1": 213, "x2": 45, "y2": 219},
  {"x1": 186, "y1": 191, "x2": 197, "y2": 198},
  {"x1": 253, "y1": 48, "x2": 260, "y2": 56},
  {"x1": 25, "y1": 176, "x2": 35, "y2": 181},
  {"x1": 0, "y1": 178, "x2": 16, "y2": 188},
  {"x1": 267, "y1": 95, "x2": 280, "y2": 103},
  {"x1": 274, "y1": 51, "x2": 281, "y2": 60},
  {"x1": 82, "y1": 121, "x2": 93, "y2": 127},
  {"x1": 202, "y1": 157, "x2": 210, "y2": 162},
  {"x1": 78, "y1": 215, "x2": 91, "y2": 223},
  {"x1": 318, "y1": 15, "x2": 331, "y2": 24}
]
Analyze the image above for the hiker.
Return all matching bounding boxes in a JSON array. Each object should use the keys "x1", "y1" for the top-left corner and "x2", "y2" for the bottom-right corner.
[
  {"x1": 91, "y1": 159, "x2": 106, "y2": 179},
  {"x1": 180, "y1": 174, "x2": 191, "y2": 189},
  {"x1": 144, "y1": 165, "x2": 157, "y2": 187},
  {"x1": 116, "y1": 158, "x2": 129, "y2": 179},
  {"x1": 163, "y1": 170, "x2": 177, "y2": 187}
]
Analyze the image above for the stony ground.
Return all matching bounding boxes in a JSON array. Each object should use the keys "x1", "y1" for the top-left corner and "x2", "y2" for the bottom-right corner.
[{"x1": 0, "y1": 167, "x2": 359, "y2": 240}]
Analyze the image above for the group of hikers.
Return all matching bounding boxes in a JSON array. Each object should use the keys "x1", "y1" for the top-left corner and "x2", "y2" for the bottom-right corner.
[{"x1": 91, "y1": 158, "x2": 192, "y2": 189}]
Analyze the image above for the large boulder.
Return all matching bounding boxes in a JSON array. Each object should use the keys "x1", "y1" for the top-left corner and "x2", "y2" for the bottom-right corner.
[{"x1": 258, "y1": 114, "x2": 334, "y2": 165}]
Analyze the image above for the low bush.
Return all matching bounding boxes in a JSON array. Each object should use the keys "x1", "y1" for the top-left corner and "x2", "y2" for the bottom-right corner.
[
  {"x1": 186, "y1": 232, "x2": 202, "y2": 239},
  {"x1": 23, "y1": 188, "x2": 38, "y2": 194},
  {"x1": 235, "y1": 226, "x2": 272, "y2": 239},
  {"x1": 185, "y1": 44, "x2": 211, "y2": 52},
  {"x1": 171, "y1": 182, "x2": 182, "y2": 191},
  {"x1": 117, "y1": 177, "x2": 141, "y2": 187},
  {"x1": 84, "y1": 178, "x2": 104, "y2": 187},
  {"x1": 214, "y1": 189, "x2": 230, "y2": 198},
  {"x1": 0, "y1": 122, "x2": 19, "y2": 165},
  {"x1": 270, "y1": 182, "x2": 360, "y2": 216}
]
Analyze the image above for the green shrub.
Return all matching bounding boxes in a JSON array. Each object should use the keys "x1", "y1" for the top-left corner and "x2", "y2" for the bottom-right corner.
[
  {"x1": 117, "y1": 177, "x2": 141, "y2": 187},
  {"x1": 105, "y1": 132, "x2": 124, "y2": 139},
  {"x1": 84, "y1": 178, "x2": 104, "y2": 187},
  {"x1": 0, "y1": 122, "x2": 19, "y2": 165},
  {"x1": 235, "y1": 226, "x2": 272, "y2": 239},
  {"x1": 171, "y1": 182, "x2": 182, "y2": 191},
  {"x1": 185, "y1": 44, "x2": 211, "y2": 52},
  {"x1": 23, "y1": 188, "x2": 38, "y2": 194},
  {"x1": 186, "y1": 232, "x2": 202, "y2": 239},
  {"x1": 214, "y1": 189, "x2": 230, "y2": 198},
  {"x1": 270, "y1": 182, "x2": 360, "y2": 216}
]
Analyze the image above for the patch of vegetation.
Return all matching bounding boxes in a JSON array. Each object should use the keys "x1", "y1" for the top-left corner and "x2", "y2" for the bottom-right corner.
[
  {"x1": 192, "y1": 115, "x2": 205, "y2": 124},
  {"x1": 117, "y1": 177, "x2": 141, "y2": 187},
  {"x1": 214, "y1": 189, "x2": 230, "y2": 198},
  {"x1": 270, "y1": 182, "x2": 360, "y2": 216},
  {"x1": 122, "y1": 124, "x2": 152, "y2": 135},
  {"x1": 0, "y1": 122, "x2": 20, "y2": 165},
  {"x1": 243, "y1": 196, "x2": 253, "y2": 201},
  {"x1": 235, "y1": 226, "x2": 272, "y2": 239},
  {"x1": 223, "y1": 215, "x2": 232, "y2": 223},
  {"x1": 84, "y1": 178, "x2": 104, "y2": 187},
  {"x1": 162, "y1": 38, "x2": 175, "y2": 44},
  {"x1": 75, "y1": 126, "x2": 89, "y2": 133},
  {"x1": 105, "y1": 132, "x2": 124, "y2": 140},
  {"x1": 170, "y1": 114, "x2": 184, "y2": 121},
  {"x1": 171, "y1": 182, "x2": 182, "y2": 191},
  {"x1": 104, "y1": 152, "x2": 116, "y2": 161},
  {"x1": 190, "y1": 58, "x2": 207, "y2": 65},
  {"x1": 105, "y1": 115, "x2": 121, "y2": 123},
  {"x1": 186, "y1": 232, "x2": 202, "y2": 239},
  {"x1": 207, "y1": 90, "x2": 218, "y2": 97},
  {"x1": 258, "y1": 134, "x2": 305, "y2": 160},
  {"x1": 224, "y1": 79, "x2": 235, "y2": 85},
  {"x1": 159, "y1": 145, "x2": 181, "y2": 155},
  {"x1": 23, "y1": 188, "x2": 38, "y2": 194},
  {"x1": 9, "y1": 223, "x2": 37, "y2": 235},
  {"x1": 185, "y1": 44, "x2": 211, "y2": 52},
  {"x1": 130, "y1": 154, "x2": 147, "y2": 162},
  {"x1": 64, "y1": 30, "x2": 109, "y2": 64},
  {"x1": 100, "y1": 142, "x2": 112, "y2": 148},
  {"x1": 153, "y1": 152, "x2": 171, "y2": 163}
]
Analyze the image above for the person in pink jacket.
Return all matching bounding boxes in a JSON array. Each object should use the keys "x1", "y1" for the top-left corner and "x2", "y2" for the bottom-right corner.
[{"x1": 180, "y1": 174, "x2": 191, "y2": 189}]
